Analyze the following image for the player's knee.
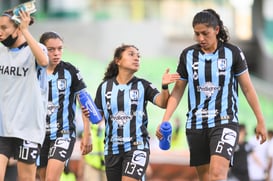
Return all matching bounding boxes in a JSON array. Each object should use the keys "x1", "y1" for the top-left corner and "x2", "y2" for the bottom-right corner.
[
  {"x1": 210, "y1": 167, "x2": 227, "y2": 181},
  {"x1": 18, "y1": 174, "x2": 36, "y2": 181}
]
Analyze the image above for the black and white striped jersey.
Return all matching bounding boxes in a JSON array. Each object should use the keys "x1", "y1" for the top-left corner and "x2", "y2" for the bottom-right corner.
[
  {"x1": 95, "y1": 77, "x2": 160, "y2": 155},
  {"x1": 177, "y1": 41, "x2": 248, "y2": 130}
]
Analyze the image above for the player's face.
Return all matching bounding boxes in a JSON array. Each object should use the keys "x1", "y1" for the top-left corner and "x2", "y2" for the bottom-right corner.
[
  {"x1": 44, "y1": 38, "x2": 63, "y2": 67},
  {"x1": 116, "y1": 47, "x2": 140, "y2": 73},
  {"x1": 0, "y1": 16, "x2": 17, "y2": 41},
  {"x1": 193, "y1": 23, "x2": 219, "y2": 53}
]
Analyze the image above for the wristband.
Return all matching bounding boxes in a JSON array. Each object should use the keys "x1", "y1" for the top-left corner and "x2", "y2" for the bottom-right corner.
[{"x1": 162, "y1": 84, "x2": 168, "y2": 90}]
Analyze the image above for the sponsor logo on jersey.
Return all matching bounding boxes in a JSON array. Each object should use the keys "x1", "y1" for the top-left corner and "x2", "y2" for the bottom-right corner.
[
  {"x1": 195, "y1": 109, "x2": 219, "y2": 118},
  {"x1": 111, "y1": 136, "x2": 132, "y2": 145},
  {"x1": 47, "y1": 101, "x2": 59, "y2": 116},
  {"x1": 23, "y1": 140, "x2": 38, "y2": 148},
  {"x1": 111, "y1": 111, "x2": 132, "y2": 127},
  {"x1": 0, "y1": 65, "x2": 29, "y2": 77},
  {"x1": 132, "y1": 150, "x2": 147, "y2": 167},
  {"x1": 76, "y1": 72, "x2": 83, "y2": 80},
  {"x1": 192, "y1": 62, "x2": 199, "y2": 80},
  {"x1": 221, "y1": 128, "x2": 237, "y2": 146},
  {"x1": 197, "y1": 82, "x2": 221, "y2": 98},
  {"x1": 54, "y1": 138, "x2": 70, "y2": 149}
]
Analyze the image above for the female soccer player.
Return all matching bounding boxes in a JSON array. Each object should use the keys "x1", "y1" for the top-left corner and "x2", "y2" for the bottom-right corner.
[
  {"x1": 37, "y1": 31, "x2": 92, "y2": 181},
  {"x1": 156, "y1": 9, "x2": 267, "y2": 181},
  {"x1": 94, "y1": 44, "x2": 180, "y2": 181},
  {"x1": 0, "y1": 9, "x2": 48, "y2": 181}
]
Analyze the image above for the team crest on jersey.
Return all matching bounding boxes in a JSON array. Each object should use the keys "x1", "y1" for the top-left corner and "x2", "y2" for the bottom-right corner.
[
  {"x1": 217, "y1": 58, "x2": 227, "y2": 71},
  {"x1": 57, "y1": 79, "x2": 67, "y2": 90},
  {"x1": 130, "y1": 89, "x2": 139, "y2": 101}
]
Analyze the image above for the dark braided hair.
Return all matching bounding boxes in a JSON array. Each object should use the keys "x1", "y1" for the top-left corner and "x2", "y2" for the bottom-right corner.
[
  {"x1": 103, "y1": 44, "x2": 138, "y2": 81},
  {"x1": 192, "y1": 9, "x2": 229, "y2": 42}
]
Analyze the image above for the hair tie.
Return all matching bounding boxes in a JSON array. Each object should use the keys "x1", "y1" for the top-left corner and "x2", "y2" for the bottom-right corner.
[{"x1": 1, "y1": 13, "x2": 12, "y2": 18}]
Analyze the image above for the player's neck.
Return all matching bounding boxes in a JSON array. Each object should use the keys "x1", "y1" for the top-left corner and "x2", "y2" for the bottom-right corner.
[
  {"x1": 116, "y1": 73, "x2": 134, "y2": 84},
  {"x1": 47, "y1": 64, "x2": 57, "y2": 74}
]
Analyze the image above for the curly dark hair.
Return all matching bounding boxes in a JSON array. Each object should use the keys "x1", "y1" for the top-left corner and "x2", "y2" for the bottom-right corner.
[{"x1": 102, "y1": 44, "x2": 138, "y2": 81}]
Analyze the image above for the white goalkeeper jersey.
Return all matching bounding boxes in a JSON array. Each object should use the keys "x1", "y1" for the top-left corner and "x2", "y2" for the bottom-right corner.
[{"x1": 0, "y1": 43, "x2": 48, "y2": 145}]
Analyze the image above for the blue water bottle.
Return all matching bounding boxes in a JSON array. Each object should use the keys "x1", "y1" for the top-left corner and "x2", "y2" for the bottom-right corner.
[
  {"x1": 159, "y1": 121, "x2": 172, "y2": 150},
  {"x1": 78, "y1": 90, "x2": 102, "y2": 124}
]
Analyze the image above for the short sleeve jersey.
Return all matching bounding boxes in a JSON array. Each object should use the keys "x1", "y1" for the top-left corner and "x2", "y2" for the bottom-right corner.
[
  {"x1": 95, "y1": 77, "x2": 160, "y2": 155},
  {"x1": 46, "y1": 61, "x2": 86, "y2": 140},
  {"x1": 0, "y1": 44, "x2": 48, "y2": 144},
  {"x1": 177, "y1": 41, "x2": 248, "y2": 130}
]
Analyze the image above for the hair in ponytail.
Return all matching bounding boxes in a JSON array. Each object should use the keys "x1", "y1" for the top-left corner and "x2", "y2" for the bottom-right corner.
[
  {"x1": 192, "y1": 8, "x2": 229, "y2": 42},
  {"x1": 103, "y1": 44, "x2": 138, "y2": 81}
]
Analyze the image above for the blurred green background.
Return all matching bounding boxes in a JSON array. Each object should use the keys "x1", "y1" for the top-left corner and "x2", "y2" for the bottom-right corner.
[
  {"x1": 1, "y1": 1, "x2": 273, "y2": 180},
  {"x1": 1, "y1": 0, "x2": 272, "y2": 149}
]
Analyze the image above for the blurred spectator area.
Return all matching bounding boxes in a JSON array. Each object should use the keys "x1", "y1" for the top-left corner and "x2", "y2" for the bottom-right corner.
[
  {"x1": 0, "y1": 1, "x2": 272, "y2": 180},
  {"x1": 149, "y1": 150, "x2": 199, "y2": 181},
  {"x1": 0, "y1": 0, "x2": 272, "y2": 84}
]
